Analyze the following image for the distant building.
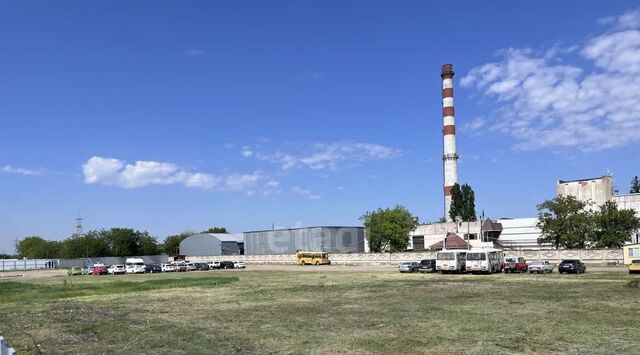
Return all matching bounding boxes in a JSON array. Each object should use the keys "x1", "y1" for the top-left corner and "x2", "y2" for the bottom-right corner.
[
  {"x1": 557, "y1": 175, "x2": 640, "y2": 243},
  {"x1": 244, "y1": 226, "x2": 365, "y2": 255},
  {"x1": 179, "y1": 233, "x2": 244, "y2": 256}
]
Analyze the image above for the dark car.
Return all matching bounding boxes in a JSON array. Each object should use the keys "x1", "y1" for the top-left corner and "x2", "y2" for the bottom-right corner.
[
  {"x1": 419, "y1": 259, "x2": 437, "y2": 273},
  {"x1": 145, "y1": 264, "x2": 162, "y2": 273},
  {"x1": 219, "y1": 261, "x2": 235, "y2": 269},
  {"x1": 194, "y1": 263, "x2": 210, "y2": 271},
  {"x1": 558, "y1": 259, "x2": 586, "y2": 274}
]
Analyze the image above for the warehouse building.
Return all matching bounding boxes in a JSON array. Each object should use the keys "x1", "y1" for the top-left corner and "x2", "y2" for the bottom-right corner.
[
  {"x1": 179, "y1": 233, "x2": 244, "y2": 256},
  {"x1": 244, "y1": 226, "x2": 365, "y2": 255}
]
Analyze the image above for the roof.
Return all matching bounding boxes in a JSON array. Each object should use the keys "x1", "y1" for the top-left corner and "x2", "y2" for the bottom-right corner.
[
  {"x1": 482, "y1": 219, "x2": 503, "y2": 231},
  {"x1": 244, "y1": 226, "x2": 364, "y2": 233},
  {"x1": 557, "y1": 176, "x2": 608, "y2": 184},
  {"x1": 187, "y1": 233, "x2": 244, "y2": 243},
  {"x1": 429, "y1": 233, "x2": 470, "y2": 250}
]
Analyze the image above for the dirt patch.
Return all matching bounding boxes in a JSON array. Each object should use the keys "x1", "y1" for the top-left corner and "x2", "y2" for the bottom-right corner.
[{"x1": 0, "y1": 269, "x2": 66, "y2": 278}]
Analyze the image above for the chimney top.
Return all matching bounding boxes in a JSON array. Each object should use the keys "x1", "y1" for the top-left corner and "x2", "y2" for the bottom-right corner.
[{"x1": 441, "y1": 64, "x2": 454, "y2": 79}]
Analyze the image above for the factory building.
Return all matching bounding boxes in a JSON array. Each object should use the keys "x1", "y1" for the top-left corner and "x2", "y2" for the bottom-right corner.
[
  {"x1": 244, "y1": 226, "x2": 365, "y2": 255},
  {"x1": 557, "y1": 176, "x2": 640, "y2": 243},
  {"x1": 179, "y1": 233, "x2": 244, "y2": 256}
]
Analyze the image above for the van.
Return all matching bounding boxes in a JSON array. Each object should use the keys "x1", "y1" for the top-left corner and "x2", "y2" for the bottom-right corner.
[
  {"x1": 436, "y1": 250, "x2": 467, "y2": 273},
  {"x1": 125, "y1": 258, "x2": 146, "y2": 274},
  {"x1": 465, "y1": 250, "x2": 504, "y2": 274},
  {"x1": 296, "y1": 252, "x2": 330, "y2": 265}
]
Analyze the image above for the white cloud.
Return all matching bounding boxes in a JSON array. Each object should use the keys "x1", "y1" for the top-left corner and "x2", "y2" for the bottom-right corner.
[
  {"x1": 255, "y1": 142, "x2": 402, "y2": 171},
  {"x1": 82, "y1": 156, "x2": 259, "y2": 191},
  {"x1": 1, "y1": 165, "x2": 43, "y2": 176},
  {"x1": 241, "y1": 146, "x2": 253, "y2": 158},
  {"x1": 291, "y1": 186, "x2": 321, "y2": 200},
  {"x1": 461, "y1": 8, "x2": 640, "y2": 151}
]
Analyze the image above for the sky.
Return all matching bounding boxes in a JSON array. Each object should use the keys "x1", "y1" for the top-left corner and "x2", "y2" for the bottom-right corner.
[{"x1": 2, "y1": 1, "x2": 640, "y2": 253}]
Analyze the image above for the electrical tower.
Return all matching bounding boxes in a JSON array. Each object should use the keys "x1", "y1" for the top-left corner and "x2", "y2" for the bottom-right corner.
[{"x1": 75, "y1": 214, "x2": 84, "y2": 237}]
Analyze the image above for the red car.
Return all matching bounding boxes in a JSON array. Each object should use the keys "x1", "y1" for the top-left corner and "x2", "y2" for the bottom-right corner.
[
  {"x1": 503, "y1": 256, "x2": 528, "y2": 273},
  {"x1": 92, "y1": 265, "x2": 108, "y2": 276}
]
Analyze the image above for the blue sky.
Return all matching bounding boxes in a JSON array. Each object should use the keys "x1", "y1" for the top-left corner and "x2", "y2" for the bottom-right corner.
[{"x1": 2, "y1": 1, "x2": 640, "y2": 253}]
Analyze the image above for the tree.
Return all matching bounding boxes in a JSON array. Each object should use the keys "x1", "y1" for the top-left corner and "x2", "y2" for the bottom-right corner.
[
  {"x1": 591, "y1": 201, "x2": 640, "y2": 248},
  {"x1": 203, "y1": 227, "x2": 228, "y2": 234},
  {"x1": 138, "y1": 232, "x2": 161, "y2": 255},
  {"x1": 449, "y1": 183, "x2": 476, "y2": 221},
  {"x1": 631, "y1": 176, "x2": 640, "y2": 194},
  {"x1": 16, "y1": 236, "x2": 60, "y2": 259},
  {"x1": 536, "y1": 195, "x2": 595, "y2": 249},
  {"x1": 360, "y1": 205, "x2": 418, "y2": 252},
  {"x1": 161, "y1": 232, "x2": 193, "y2": 255},
  {"x1": 59, "y1": 231, "x2": 110, "y2": 258}
]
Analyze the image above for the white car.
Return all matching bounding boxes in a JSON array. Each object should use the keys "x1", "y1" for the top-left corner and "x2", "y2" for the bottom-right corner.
[
  {"x1": 529, "y1": 260, "x2": 554, "y2": 274},
  {"x1": 185, "y1": 262, "x2": 197, "y2": 271},
  {"x1": 208, "y1": 261, "x2": 221, "y2": 269},
  {"x1": 234, "y1": 261, "x2": 246, "y2": 269},
  {"x1": 161, "y1": 263, "x2": 176, "y2": 272},
  {"x1": 125, "y1": 258, "x2": 146, "y2": 274},
  {"x1": 108, "y1": 264, "x2": 126, "y2": 275}
]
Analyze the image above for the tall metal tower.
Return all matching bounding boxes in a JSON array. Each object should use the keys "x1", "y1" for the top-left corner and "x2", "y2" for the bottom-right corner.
[{"x1": 75, "y1": 214, "x2": 84, "y2": 237}]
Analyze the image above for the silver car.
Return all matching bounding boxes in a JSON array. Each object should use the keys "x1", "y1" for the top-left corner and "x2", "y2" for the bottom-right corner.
[
  {"x1": 399, "y1": 262, "x2": 420, "y2": 273},
  {"x1": 528, "y1": 260, "x2": 554, "y2": 274}
]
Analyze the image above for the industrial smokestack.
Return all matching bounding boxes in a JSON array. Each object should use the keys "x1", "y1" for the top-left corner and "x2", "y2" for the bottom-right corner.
[{"x1": 441, "y1": 64, "x2": 458, "y2": 222}]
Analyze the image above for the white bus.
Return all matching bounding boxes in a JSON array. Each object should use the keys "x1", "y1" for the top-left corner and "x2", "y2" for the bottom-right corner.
[
  {"x1": 436, "y1": 250, "x2": 467, "y2": 273},
  {"x1": 465, "y1": 250, "x2": 504, "y2": 274},
  {"x1": 125, "y1": 258, "x2": 146, "y2": 274}
]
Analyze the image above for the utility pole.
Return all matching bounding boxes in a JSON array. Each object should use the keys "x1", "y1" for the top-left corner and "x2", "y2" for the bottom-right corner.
[{"x1": 75, "y1": 214, "x2": 84, "y2": 237}]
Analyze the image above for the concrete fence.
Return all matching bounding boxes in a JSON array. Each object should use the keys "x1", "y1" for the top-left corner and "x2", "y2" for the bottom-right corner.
[
  {"x1": 185, "y1": 248, "x2": 623, "y2": 266},
  {"x1": 58, "y1": 255, "x2": 169, "y2": 269},
  {"x1": 0, "y1": 336, "x2": 16, "y2": 355}
]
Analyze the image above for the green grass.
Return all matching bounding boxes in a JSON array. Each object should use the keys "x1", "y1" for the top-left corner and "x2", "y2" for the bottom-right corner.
[{"x1": 1, "y1": 269, "x2": 639, "y2": 354}]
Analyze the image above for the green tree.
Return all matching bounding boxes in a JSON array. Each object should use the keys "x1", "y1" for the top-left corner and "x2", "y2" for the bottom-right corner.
[
  {"x1": 536, "y1": 195, "x2": 595, "y2": 249},
  {"x1": 203, "y1": 227, "x2": 228, "y2": 234},
  {"x1": 631, "y1": 176, "x2": 640, "y2": 194},
  {"x1": 138, "y1": 232, "x2": 161, "y2": 255},
  {"x1": 59, "y1": 231, "x2": 110, "y2": 258},
  {"x1": 591, "y1": 201, "x2": 640, "y2": 248},
  {"x1": 16, "y1": 236, "x2": 60, "y2": 259},
  {"x1": 449, "y1": 183, "x2": 476, "y2": 221},
  {"x1": 361, "y1": 205, "x2": 418, "y2": 252},
  {"x1": 161, "y1": 232, "x2": 193, "y2": 255}
]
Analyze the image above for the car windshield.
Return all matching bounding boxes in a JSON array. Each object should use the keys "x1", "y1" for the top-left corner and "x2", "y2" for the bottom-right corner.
[
  {"x1": 531, "y1": 261, "x2": 543, "y2": 265},
  {"x1": 401, "y1": 262, "x2": 411, "y2": 265},
  {"x1": 466, "y1": 253, "x2": 486, "y2": 261},
  {"x1": 561, "y1": 260, "x2": 577, "y2": 264},
  {"x1": 505, "y1": 257, "x2": 516, "y2": 262}
]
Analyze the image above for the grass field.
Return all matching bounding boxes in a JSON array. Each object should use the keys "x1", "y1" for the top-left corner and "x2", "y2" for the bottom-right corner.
[{"x1": 1, "y1": 266, "x2": 639, "y2": 354}]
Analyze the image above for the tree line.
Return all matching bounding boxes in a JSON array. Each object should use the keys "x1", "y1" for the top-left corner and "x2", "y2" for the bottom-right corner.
[{"x1": 15, "y1": 227, "x2": 228, "y2": 259}]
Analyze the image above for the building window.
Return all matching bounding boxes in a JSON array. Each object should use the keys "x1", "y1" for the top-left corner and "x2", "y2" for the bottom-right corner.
[
  {"x1": 465, "y1": 233, "x2": 478, "y2": 240},
  {"x1": 412, "y1": 236, "x2": 424, "y2": 251},
  {"x1": 629, "y1": 247, "x2": 640, "y2": 258}
]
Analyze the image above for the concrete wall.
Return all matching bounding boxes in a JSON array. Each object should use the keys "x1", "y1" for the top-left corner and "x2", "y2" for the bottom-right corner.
[
  {"x1": 244, "y1": 227, "x2": 365, "y2": 255},
  {"x1": 185, "y1": 248, "x2": 623, "y2": 266},
  {"x1": 613, "y1": 194, "x2": 640, "y2": 243}
]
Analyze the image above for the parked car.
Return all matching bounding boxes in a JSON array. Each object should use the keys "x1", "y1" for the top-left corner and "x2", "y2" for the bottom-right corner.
[
  {"x1": 208, "y1": 261, "x2": 221, "y2": 269},
  {"x1": 174, "y1": 263, "x2": 188, "y2": 272},
  {"x1": 145, "y1": 264, "x2": 162, "y2": 273},
  {"x1": 558, "y1": 259, "x2": 586, "y2": 274},
  {"x1": 194, "y1": 263, "x2": 210, "y2": 271},
  {"x1": 528, "y1": 260, "x2": 554, "y2": 274},
  {"x1": 503, "y1": 256, "x2": 528, "y2": 273},
  {"x1": 67, "y1": 266, "x2": 82, "y2": 276},
  {"x1": 161, "y1": 263, "x2": 176, "y2": 272},
  {"x1": 219, "y1": 261, "x2": 235, "y2": 269},
  {"x1": 185, "y1": 262, "x2": 197, "y2": 271},
  {"x1": 399, "y1": 262, "x2": 420, "y2": 273},
  {"x1": 419, "y1": 259, "x2": 437, "y2": 273},
  {"x1": 629, "y1": 260, "x2": 640, "y2": 274},
  {"x1": 82, "y1": 266, "x2": 94, "y2": 275},
  {"x1": 92, "y1": 265, "x2": 108, "y2": 276},
  {"x1": 234, "y1": 261, "x2": 246, "y2": 269},
  {"x1": 125, "y1": 258, "x2": 146, "y2": 274},
  {"x1": 108, "y1": 264, "x2": 126, "y2": 275}
]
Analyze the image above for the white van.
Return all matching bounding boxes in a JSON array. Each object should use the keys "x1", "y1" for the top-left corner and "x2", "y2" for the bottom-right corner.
[
  {"x1": 125, "y1": 258, "x2": 146, "y2": 274},
  {"x1": 465, "y1": 250, "x2": 504, "y2": 274},
  {"x1": 436, "y1": 250, "x2": 467, "y2": 273}
]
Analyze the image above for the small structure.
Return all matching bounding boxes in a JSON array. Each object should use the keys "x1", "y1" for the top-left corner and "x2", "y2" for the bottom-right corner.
[
  {"x1": 429, "y1": 233, "x2": 469, "y2": 250},
  {"x1": 179, "y1": 233, "x2": 244, "y2": 256},
  {"x1": 623, "y1": 243, "x2": 640, "y2": 265}
]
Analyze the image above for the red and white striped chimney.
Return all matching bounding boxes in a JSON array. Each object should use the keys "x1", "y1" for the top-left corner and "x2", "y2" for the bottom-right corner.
[{"x1": 441, "y1": 64, "x2": 458, "y2": 221}]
